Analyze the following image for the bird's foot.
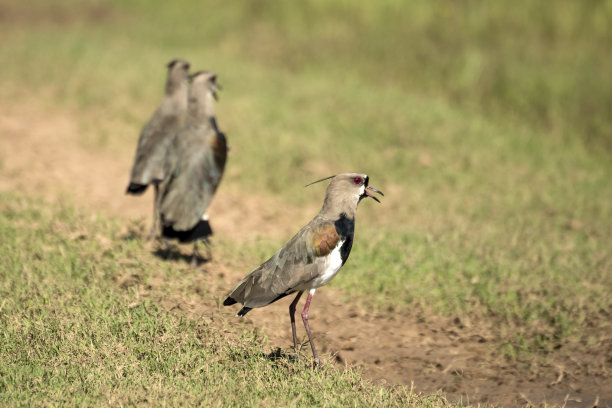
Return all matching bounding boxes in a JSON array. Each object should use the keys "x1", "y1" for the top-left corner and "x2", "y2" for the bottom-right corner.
[
  {"x1": 160, "y1": 239, "x2": 170, "y2": 253},
  {"x1": 146, "y1": 228, "x2": 159, "y2": 243}
]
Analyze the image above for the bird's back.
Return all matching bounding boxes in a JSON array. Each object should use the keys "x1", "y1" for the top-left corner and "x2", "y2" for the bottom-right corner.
[
  {"x1": 160, "y1": 122, "x2": 227, "y2": 231},
  {"x1": 129, "y1": 110, "x2": 185, "y2": 186}
]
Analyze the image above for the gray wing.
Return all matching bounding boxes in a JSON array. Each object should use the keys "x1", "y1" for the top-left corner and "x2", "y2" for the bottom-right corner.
[
  {"x1": 159, "y1": 123, "x2": 224, "y2": 231},
  {"x1": 226, "y1": 217, "x2": 339, "y2": 309},
  {"x1": 129, "y1": 109, "x2": 184, "y2": 185}
]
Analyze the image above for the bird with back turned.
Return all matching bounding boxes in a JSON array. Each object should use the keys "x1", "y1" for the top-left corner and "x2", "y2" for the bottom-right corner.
[
  {"x1": 126, "y1": 59, "x2": 190, "y2": 240},
  {"x1": 159, "y1": 71, "x2": 227, "y2": 266}
]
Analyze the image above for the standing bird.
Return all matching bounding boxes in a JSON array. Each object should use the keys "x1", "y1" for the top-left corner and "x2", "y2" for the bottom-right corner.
[
  {"x1": 159, "y1": 71, "x2": 227, "y2": 266},
  {"x1": 223, "y1": 173, "x2": 383, "y2": 363},
  {"x1": 126, "y1": 59, "x2": 190, "y2": 241}
]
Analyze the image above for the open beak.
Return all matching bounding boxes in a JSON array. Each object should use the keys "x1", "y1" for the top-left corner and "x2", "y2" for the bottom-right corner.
[
  {"x1": 365, "y1": 185, "x2": 384, "y2": 203},
  {"x1": 212, "y1": 82, "x2": 221, "y2": 101}
]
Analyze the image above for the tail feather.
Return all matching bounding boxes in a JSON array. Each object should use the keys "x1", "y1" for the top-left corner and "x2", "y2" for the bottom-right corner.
[
  {"x1": 126, "y1": 182, "x2": 148, "y2": 195},
  {"x1": 223, "y1": 297, "x2": 237, "y2": 306},
  {"x1": 237, "y1": 307, "x2": 252, "y2": 317},
  {"x1": 162, "y1": 219, "x2": 213, "y2": 243}
]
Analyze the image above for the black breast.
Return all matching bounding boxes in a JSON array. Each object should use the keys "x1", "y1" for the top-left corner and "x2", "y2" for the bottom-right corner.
[
  {"x1": 334, "y1": 213, "x2": 355, "y2": 265},
  {"x1": 209, "y1": 116, "x2": 228, "y2": 169}
]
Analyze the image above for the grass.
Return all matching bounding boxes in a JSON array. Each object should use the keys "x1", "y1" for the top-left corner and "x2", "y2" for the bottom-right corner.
[
  {"x1": 2, "y1": 0, "x2": 611, "y2": 152},
  {"x1": 0, "y1": 0, "x2": 611, "y2": 403},
  {"x1": 0, "y1": 194, "x2": 444, "y2": 407}
]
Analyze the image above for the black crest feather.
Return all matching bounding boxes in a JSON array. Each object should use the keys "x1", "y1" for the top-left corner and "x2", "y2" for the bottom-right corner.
[{"x1": 305, "y1": 174, "x2": 335, "y2": 188}]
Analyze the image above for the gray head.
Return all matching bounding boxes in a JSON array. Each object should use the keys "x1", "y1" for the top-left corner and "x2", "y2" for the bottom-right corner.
[
  {"x1": 311, "y1": 172, "x2": 384, "y2": 219},
  {"x1": 165, "y1": 59, "x2": 190, "y2": 94},
  {"x1": 187, "y1": 71, "x2": 220, "y2": 118}
]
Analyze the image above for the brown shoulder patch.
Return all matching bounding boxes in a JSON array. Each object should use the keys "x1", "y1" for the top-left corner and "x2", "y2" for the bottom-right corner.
[
  {"x1": 311, "y1": 223, "x2": 340, "y2": 257},
  {"x1": 209, "y1": 132, "x2": 228, "y2": 169}
]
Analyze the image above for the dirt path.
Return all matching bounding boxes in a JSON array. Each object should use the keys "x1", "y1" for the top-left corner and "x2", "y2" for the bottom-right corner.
[{"x1": 1, "y1": 100, "x2": 609, "y2": 407}]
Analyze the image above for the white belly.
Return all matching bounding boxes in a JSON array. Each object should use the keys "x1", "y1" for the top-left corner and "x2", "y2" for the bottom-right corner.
[{"x1": 309, "y1": 240, "x2": 345, "y2": 289}]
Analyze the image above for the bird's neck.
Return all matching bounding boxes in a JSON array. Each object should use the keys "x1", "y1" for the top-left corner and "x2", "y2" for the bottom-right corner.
[
  {"x1": 319, "y1": 196, "x2": 358, "y2": 221},
  {"x1": 162, "y1": 80, "x2": 188, "y2": 113},
  {"x1": 165, "y1": 75, "x2": 187, "y2": 96},
  {"x1": 187, "y1": 92, "x2": 214, "y2": 120}
]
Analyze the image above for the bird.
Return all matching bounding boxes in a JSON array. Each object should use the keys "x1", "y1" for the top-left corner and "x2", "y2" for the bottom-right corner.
[
  {"x1": 223, "y1": 173, "x2": 383, "y2": 363},
  {"x1": 126, "y1": 59, "x2": 190, "y2": 241},
  {"x1": 158, "y1": 71, "x2": 227, "y2": 266}
]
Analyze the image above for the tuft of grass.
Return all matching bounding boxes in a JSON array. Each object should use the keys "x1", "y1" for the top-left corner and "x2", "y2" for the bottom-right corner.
[{"x1": 0, "y1": 194, "x2": 448, "y2": 407}]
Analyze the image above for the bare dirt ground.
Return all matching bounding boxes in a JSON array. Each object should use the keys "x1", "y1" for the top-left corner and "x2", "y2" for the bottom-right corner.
[{"x1": 1, "y1": 100, "x2": 610, "y2": 407}]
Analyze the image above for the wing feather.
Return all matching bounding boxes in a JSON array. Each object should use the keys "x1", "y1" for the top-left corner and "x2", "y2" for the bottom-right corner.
[
  {"x1": 160, "y1": 123, "x2": 226, "y2": 231},
  {"x1": 226, "y1": 218, "x2": 339, "y2": 309},
  {"x1": 129, "y1": 112, "x2": 184, "y2": 185}
]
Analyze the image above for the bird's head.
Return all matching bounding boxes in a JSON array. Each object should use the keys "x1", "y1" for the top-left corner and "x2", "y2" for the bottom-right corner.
[
  {"x1": 189, "y1": 71, "x2": 221, "y2": 100},
  {"x1": 166, "y1": 59, "x2": 190, "y2": 83},
  {"x1": 309, "y1": 172, "x2": 384, "y2": 218},
  {"x1": 186, "y1": 71, "x2": 221, "y2": 117}
]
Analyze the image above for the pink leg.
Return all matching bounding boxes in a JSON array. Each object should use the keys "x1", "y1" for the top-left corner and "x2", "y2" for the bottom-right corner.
[
  {"x1": 289, "y1": 292, "x2": 303, "y2": 353},
  {"x1": 301, "y1": 290, "x2": 319, "y2": 363}
]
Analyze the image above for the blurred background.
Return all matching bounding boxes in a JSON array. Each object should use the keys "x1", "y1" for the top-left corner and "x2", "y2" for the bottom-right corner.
[{"x1": 1, "y1": 0, "x2": 610, "y2": 405}]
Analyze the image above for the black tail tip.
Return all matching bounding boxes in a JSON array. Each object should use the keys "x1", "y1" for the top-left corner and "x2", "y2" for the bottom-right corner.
[
  {"x1": 162, "y1": 219, "x2": 213, "y2": 243},
  {"x1": 223, "y1": 297, "x2": 237, "y2": 306},
  {"x1": 126, "y1": 183, "x2": 148, "y2": 195},
  {"x1": 237, "y1": 307, "x2": 252, "y2": 317}
]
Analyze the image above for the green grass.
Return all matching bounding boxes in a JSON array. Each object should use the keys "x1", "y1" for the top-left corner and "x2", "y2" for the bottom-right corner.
[
  {"x1": 2, "y1": 0, "x2": 611, "y2": 152},
  {"x1": 1, "y1": 0, "x2": 611, "y2": 401},
  {"x1": 0, "y1": 194, "x2": 444, "y2": 407}
]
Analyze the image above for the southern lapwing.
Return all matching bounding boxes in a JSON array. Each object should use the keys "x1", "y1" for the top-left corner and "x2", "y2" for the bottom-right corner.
[
  {"x1": 223, "y1": 173, "x2": 383, "y2": 362},
  {"x1": 158, "y1": 71, "x2": 227, "y2": 266},
  {"x1": 126, "y1": 59, "x2": 190, "y2": 241}
]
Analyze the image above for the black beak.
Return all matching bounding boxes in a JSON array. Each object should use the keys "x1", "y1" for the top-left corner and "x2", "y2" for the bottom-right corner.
[
  {"x1": 364, "y1": 185, "x2": 384, "y2": 203},
  {"x1": 211, "y1": 76, "x2": 221, "y2": 100}
]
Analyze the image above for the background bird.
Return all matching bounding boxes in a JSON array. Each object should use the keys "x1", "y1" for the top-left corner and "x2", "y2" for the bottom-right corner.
[
  {"x1": 223, "y1": 173, "x2": 383, "y2": 363},
  {"x1": 159, "y1": 71, "x2": 227, "y2": 266},
  {"x1": 126, "y1": 59, "x2": 190, "y2": 240}
]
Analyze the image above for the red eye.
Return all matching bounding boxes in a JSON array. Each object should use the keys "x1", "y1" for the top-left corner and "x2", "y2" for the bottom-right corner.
[{"x1": 353, "y1": 177, "x2": 363, "y2": 185}]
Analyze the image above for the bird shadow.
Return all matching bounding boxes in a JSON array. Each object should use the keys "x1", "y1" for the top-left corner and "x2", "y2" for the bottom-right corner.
[
  {"x1": 229, "y1": 347, "x2": 298, "y2": 365},
  {"x1": 265, "y1": 347, "x2": 298, "y2": 362},
  {"x1": 152, "y1": 245, "x2": 211, "y2": 267},
  {"x1": 229, "y1": 347, "x2": 324, "y2": 370}
]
